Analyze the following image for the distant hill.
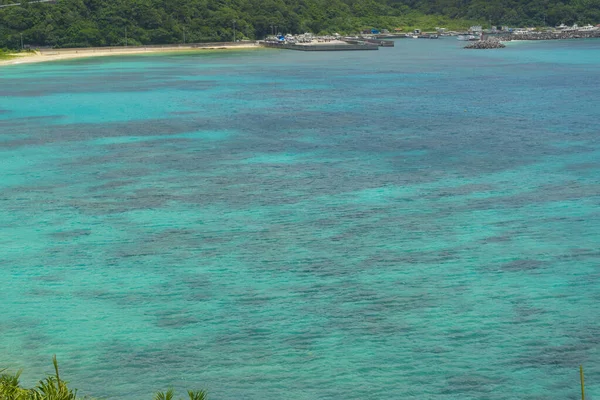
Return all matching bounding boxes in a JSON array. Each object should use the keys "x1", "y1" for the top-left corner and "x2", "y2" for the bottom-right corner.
[{"x1": 0, "y1": 0, "x2": 598, "y2": 48}]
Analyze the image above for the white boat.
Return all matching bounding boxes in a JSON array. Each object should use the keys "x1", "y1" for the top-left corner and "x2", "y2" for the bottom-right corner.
[
  {"x1": 457, "y1": 35, "x2": 478, "y2": 41},
  {"x1": 563, "y1": 24, "x2": 579, "y2": 32}
]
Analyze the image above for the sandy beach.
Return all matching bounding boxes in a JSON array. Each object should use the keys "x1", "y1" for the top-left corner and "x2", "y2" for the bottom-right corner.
[{"x1": 0, "y1": 42, "x2": 260, "y2": 67}]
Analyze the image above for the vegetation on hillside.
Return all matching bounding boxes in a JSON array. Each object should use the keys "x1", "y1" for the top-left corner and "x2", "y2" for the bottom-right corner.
[
  {"x1": 0, "y1": 0, "x2": 598, "y2": 49},
  {"x1": 0, "y1": 356, "x2": 207, "y2": 400}
]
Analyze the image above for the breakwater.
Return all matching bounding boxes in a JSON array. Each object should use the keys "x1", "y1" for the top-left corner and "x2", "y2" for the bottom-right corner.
[
  {"x1": 465, "y1": 38, "x2": 506, "y2": 49},
  {"x1": 465, "y1": 30, "x2": 600, "y2": 49},
  {"x1": 497, "y1": 30, "x2": 600, "y2": 41}
]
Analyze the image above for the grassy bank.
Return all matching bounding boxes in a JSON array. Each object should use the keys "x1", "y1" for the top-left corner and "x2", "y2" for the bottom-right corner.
[
  {"x1": 0, "y1": 50, "x2": 15, "y2": 60},
  {"x1": 0, "y1": 356, "x2": 208, "y2": 400}
]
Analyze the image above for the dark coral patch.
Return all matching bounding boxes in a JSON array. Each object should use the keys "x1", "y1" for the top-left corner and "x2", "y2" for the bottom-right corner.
[
  {"x1": 499, "y1": 259, "x2": 547, "y2": 272},
  {"x1": 49, "y1": 229, "x2": 92, "y2": 240}
]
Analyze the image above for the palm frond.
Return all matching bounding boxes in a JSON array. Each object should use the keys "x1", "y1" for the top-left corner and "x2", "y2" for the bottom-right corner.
[
  {"x1": 188, "y1": 389, "x2": 208, "y2": 400},
  {"x1": 0, "y1": 369, "x2": 22, "y2": 387},
  {"x1": 2, "y1": 358, "x2": 207, "y2": 400},
  {"x1": 0, "y1": 369, "x2": 28, "y2": 400},
  {"x1": 34, "y1": 357, "x2": 77, "y2": 400},
  {"x1": 154, "y1": 388, "x2": 175, "y2": 400},
  {"x1": 52, "y1": 356, "x2": 61, "y2": 386}
]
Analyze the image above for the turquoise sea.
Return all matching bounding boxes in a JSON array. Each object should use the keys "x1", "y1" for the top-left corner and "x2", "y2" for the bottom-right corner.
[{"x1": 1, "y1": 39, "x2": 599, "y2": 399}]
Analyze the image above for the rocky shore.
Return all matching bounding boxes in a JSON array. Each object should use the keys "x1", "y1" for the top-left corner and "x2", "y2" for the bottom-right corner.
[
  {"x1": 498, "y1": 30, "x2": 600, "y2": 41},
  {"x1": 464, "y1": 38, "x2": 506, "y2": 49}
]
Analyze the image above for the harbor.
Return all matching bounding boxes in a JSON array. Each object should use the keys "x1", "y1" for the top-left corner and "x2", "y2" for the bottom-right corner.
[
  {"x1": 259, "y1": 32, "x2": 395, "y2": 51},
  {"x1": 259, "y1": 22, "x2": 600, "y2": 52}
]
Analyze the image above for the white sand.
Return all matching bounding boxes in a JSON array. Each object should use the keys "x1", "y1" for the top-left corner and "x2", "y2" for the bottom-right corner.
[{"x1": 0, "y1": 43, "x2": 260, "y2": 67}]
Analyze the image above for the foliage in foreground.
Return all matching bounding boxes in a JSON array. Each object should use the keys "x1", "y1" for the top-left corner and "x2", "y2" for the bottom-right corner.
[
  {"x1": 0, "y1": 356, "x2": 207, "y2": 400},
  {"x1": 0, "y1": 356, "x2": 77, "y2": 400}
]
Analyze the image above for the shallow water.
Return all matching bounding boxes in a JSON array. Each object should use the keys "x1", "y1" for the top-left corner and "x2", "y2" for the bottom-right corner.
[{"x1": 1, "y1": 39, "x2": 599, "y2": 399}]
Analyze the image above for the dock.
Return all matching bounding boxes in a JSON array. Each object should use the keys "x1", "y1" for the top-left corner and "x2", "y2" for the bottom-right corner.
[
  {"x1": 344, "y1": 39, "x2": 394, "y2": 47},
  {"x1": 260, "y1": 41, "x2": 378, "y2": 51}
]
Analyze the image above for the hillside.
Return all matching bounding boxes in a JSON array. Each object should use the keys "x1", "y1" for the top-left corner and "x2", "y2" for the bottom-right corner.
[{"x1": 0, "y1": 0, "x2": 598, "y2": 49}]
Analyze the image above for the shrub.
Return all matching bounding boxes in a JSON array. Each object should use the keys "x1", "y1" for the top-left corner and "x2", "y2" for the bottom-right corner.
[{"x1": 1, "y1": 357, "x2": 208, "y2": 400}]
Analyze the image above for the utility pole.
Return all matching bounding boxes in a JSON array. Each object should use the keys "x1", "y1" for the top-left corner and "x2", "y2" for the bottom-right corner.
[
  {"x1": 270, "y1": 24, "x2": 273, "y2": 35},
  {"x1": 20, "y1": 32, "x2": 23, "y2": 49},
  {"x1": 125, "y1": 27, "x2": 127, "y2": 47},
  {"x1": 232, "y1": 20, "x2": 236, "y2": 42},
  {"x1": 183, "y1": 26, "x2": 186, "y2": 44}
]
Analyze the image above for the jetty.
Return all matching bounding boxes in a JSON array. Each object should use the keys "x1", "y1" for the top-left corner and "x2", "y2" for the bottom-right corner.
[
  {"x1": 345, "y1": 38, "x2": 394, "y2": 47},
  {"x1": 260, "y1": 40, "x2": 378, "y2": 51}
]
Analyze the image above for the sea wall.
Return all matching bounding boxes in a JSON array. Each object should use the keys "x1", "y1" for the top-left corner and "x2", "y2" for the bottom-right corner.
[{"x1": 497, "y1": 31, "x2": 600, "y2": 41}]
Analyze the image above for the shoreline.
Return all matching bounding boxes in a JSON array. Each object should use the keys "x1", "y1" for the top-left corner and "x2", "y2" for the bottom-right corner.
[{"x1": 0, "y1": 42, "x2": 260, "y2": 67}]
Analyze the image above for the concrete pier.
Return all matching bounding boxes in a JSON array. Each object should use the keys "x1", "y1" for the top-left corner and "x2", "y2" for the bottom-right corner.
[
  {"x1": 348, "y1": 39, "x2": 395, "y2": 47},
  {"x1": 260, "y1": 41, "x2": 379, "y2": 51}
]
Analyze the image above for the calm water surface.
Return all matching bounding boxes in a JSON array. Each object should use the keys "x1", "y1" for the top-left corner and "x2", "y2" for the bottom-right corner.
[{"x1": 1, "y1": 39, "x2": 599, "y2": 399}]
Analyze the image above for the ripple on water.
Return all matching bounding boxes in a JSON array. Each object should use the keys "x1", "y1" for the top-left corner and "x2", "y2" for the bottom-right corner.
[{"x1": 1, "y1": 41, "x2": 599, "y2": 400}]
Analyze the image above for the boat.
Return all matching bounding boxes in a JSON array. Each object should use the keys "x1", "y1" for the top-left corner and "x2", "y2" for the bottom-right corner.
[
  {"x1": 457, "y1": 35, "x2": 478, "y2": 41},
  {"x1": 562, "y1": 24, "x2": 579, "y2": 32}
]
